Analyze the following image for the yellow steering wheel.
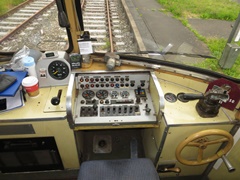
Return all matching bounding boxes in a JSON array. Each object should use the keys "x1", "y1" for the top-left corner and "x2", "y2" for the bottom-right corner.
[{"x1": 175, "y1": 129, "x2": 233, "y2": 166}]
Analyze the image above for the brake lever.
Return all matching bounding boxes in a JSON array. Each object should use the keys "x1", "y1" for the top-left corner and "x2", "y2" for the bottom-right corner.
[{"x1": 177, "y1": 93, "x2": 204, "y2": 102}]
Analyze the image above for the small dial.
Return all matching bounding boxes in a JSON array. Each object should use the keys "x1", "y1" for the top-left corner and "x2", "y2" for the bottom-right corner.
[
  {"x1": 111, "y1": 91, "x2": 118, "y2": 98},
  {"x1": 48, "y1": 60, "x2": 69, "y2": 80},
  {"x1": 82, "y1": 90, "x2": 95, "y2": 99},
  {"x1": 121, "y1": 91, "x2": 129, "y2": 98},
  {"x1": 96, "y1": 90, "x2": 108, "y2": 99},
  {"x1": 164, "y1": 93, "x2": 177, "y2": 103}
]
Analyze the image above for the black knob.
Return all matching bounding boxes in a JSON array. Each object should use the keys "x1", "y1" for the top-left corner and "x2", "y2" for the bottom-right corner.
[
  {"x1": 51, "y1": 89, "x2": 62, "y2": 106},
  {"x1": 51, "y1": 97, "x2": 60, "y2": 105}
]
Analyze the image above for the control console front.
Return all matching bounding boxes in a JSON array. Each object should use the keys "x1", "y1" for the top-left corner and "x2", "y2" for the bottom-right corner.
[{"x1": 70, "y1": 70, "x2": 162, "y2": 126}]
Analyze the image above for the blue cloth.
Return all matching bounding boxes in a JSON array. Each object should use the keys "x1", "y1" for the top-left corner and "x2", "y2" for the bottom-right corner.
[{"x1": 78, "y1": 158, "x2": 159, "y2": 180}]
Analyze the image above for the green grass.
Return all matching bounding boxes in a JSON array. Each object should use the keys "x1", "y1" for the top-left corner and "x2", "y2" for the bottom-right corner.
[
  {"x1": 0, "y1": 0, "x2": 26, "y2": 16},
  {"x1": 157, "y1": 0, "x2": 240, "y2": 20},
  {"x1": 157, "y1": 0, "x2": 240, "y2": 78}
]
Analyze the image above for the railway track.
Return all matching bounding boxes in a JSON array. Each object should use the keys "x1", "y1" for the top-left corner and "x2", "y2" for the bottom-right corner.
[
  {"x1": 0, "y1": 0, "x2": 55, "y2": 44},
  {"x1": 82, "y1": 0, "x2": 137, "y2": 52},
  {"x1": 0, "y1": 0, "x2": 137, "y2": 53}
]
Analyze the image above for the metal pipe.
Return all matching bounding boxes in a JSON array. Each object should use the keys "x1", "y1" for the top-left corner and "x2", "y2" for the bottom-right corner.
[{"x1": 227, "y1": 13, "x2": 240, "y2": 43}]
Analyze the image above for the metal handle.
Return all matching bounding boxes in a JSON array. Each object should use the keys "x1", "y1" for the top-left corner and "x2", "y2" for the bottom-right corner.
[
  {"x1": 183, "y1": 93, "x2": 204, "y2": 100},
  {"x1": 221, "y1": 155, "x2": 235, "y2": 172}
]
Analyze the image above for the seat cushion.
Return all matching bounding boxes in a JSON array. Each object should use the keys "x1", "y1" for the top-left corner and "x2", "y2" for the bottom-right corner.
[{"x1": 78, "y1": 158, "x2": 159, "y2": 180}]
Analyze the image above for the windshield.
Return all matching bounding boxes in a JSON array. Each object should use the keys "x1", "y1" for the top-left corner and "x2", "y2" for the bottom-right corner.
[
  {"x1": 0, "y1": 0, "x2": 240, "y2": 79},
  {"x1": 0, "y1": 0, "x2": 67, "y2": 52}
]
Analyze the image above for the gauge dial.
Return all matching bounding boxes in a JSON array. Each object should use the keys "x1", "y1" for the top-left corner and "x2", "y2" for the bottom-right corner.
[
  {"x1": 82, "y1": 90, "x2": 95, "y2": 99},
  {"x1": 96, "y1": 90, "x2": 108, "y2": 99},
  {"x1": 121, "y1": 91, "x2": 129, "y2": 98},
  {"x1": 164, "y1": 93, "x2": 177, "y2": 103},
  {"x1": 48, "y1": 60, "x2": 69, "y2": 80},
  {"x1": 111, "y1": 91, "x2": 118, "y2": 98}
]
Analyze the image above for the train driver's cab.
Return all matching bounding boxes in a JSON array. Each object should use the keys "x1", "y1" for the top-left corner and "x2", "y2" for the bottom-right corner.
[{"x1": 0, "y1": 0, "x2": 240, "y2": 179}]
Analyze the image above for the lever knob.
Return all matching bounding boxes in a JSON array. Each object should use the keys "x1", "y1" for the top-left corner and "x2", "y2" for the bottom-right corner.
[{"x1": 51, "y1": 89, "x2": 62, "y2": 106}]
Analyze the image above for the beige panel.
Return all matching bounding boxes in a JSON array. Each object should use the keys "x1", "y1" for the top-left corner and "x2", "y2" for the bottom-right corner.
[
  {"x1": 0, "y1": 85, "x2": 79, "y2": 169},
  {"x1": 155, "y1": 71, "x2": 209, "y2": 93},
  {"x1": 0, "y1": 86, "x2": 67, "y2": 121},
  {"x1": 0, "y1": 120, "x2": 79, "y2": 169},
  {"x1": 158, "y1": 79, "x2": 234, "y2": 125}
]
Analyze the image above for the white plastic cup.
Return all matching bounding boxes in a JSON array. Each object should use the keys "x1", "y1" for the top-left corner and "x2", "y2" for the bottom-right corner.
[{"x1": 22, "y1": 76, "x2": 39, "y2": 97}]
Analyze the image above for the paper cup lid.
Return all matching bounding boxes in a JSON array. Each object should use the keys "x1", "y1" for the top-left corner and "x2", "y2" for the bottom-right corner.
[{"x1": 22, "y1": 76, "x2": 38, "y2": 87}]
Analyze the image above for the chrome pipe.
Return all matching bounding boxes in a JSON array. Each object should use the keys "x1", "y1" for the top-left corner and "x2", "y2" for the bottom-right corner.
[{"x1": 221, "y1": 155, "x2": 235, "y2": 172}]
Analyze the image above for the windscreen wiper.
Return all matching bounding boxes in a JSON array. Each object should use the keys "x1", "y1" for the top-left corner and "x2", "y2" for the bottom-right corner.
[{"x1": 115, "y1": 51, "x2": 216, "y2": 59}]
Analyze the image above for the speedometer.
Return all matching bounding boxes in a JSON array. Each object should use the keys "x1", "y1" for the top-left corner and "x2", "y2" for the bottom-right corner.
[{"x1": 48, "y1": 60, "x2": 70, "y2": 80}]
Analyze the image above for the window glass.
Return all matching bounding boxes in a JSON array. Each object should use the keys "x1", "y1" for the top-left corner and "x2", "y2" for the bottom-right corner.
[
  {"x1": 80, "y1": 0, "x2": 240, "y2": 79},
  {"x1": 0, "y1": 1, "x2": 67, "y2": 52}
]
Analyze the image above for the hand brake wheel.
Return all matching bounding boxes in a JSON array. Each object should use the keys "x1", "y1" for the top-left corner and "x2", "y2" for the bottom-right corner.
[{"x1": 175, "y1": 129, "x2": 233, "y2": 166}]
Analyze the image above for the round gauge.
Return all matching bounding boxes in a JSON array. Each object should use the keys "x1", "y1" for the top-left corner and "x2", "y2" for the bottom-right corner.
[
  {"x1": 96, "y1": 90, "x2": 108, "y2": 99},
  {"x1": 82, "y1": 90, "x2": 95, "y2": 99},
  {"x1": 121, "y1": 91, "x2": 129, "y2": 98},
  {"x1": 48, "y1": 60, "x2": 69, "y2": 80},
  {"x1": 164, "y1": 93, "x2": 177, "y2": 103},
  {"x1": 111, "y1": 91, "x2": 118, "y2": 98}
]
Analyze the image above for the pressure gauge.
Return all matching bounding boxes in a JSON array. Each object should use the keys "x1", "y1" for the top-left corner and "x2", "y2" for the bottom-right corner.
[
  {"x1": 96, "y1": 90, "x2": 108, "y2": 99},
  {"x1": 82, "y1": 90, "x2": 95, "y2": 99}
]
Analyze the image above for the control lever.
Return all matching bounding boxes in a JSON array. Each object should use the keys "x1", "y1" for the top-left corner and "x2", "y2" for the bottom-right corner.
[
  {"x1": 51, "y1": 89, "x2": 62, "y2": 106},
  {"x1": 221, "y1": 155, "x2": 235, "y2": 172},
  {"x1": 177, "y1": 93, "x2": 204, "y2": 102},
  {"x1": 157, "y1": 164, "x2": 181, "y2": 174},
  {"x1": 177, "y1": 91, "x2": 229, "y2": 117},
  {"x1": 160, "y1": 167, "x2": 181, "y2": 173}
]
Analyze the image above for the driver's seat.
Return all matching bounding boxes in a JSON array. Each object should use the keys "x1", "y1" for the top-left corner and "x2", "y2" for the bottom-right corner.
[{"x1": 77, "y1": 139, "x2": 159, "y2": 180}]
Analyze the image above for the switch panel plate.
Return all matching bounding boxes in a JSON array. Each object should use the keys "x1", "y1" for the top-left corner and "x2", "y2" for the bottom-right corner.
[{"x1": 73, "y1": 70, "x2": 158, "y2": 125}]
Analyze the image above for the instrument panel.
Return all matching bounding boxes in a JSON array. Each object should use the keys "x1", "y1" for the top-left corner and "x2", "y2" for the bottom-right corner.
[{"x1": 73, "y1": 70, "x2": 161, "y2": 125}]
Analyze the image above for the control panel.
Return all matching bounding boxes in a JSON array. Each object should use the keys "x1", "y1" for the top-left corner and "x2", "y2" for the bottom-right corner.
[{"x1": 73, "y1": 70, "x2": 161, "y2": 125}]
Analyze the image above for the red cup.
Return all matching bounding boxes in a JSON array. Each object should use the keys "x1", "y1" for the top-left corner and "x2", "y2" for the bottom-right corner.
[{"x1": 22, "y1": 76, "x2": 39, "y2": 97}]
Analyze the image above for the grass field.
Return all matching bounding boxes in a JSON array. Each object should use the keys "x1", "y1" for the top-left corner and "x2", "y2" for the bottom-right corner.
[
  {"x1": 158, "y1": 0, "x2": 240, "y2": 78},
  {"x1": 157, "y1": 0, "x2": 240, "y2": 20},
  {"x1": 0, "y1": 0, "x2": 26, "y2": 16}
]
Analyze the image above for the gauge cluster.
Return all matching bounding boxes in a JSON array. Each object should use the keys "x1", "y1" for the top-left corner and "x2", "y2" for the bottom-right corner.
[{"x1": 73, "y1": 71, "x2": 160, "y2": 125}]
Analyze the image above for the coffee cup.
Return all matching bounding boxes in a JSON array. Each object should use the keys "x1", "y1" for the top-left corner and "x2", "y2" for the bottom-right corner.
[{"x1": 22, "y1": 76, "x2": 39, "y2": 97}]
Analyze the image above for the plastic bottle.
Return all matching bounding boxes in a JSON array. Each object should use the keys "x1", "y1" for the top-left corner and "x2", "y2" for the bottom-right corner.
[{"x1": 23, "y1": 56, "x2": 37, "y2": 78}]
